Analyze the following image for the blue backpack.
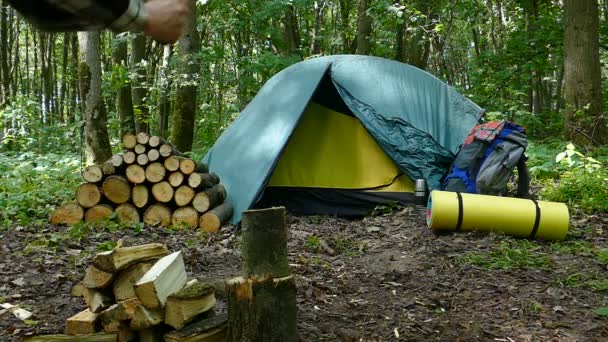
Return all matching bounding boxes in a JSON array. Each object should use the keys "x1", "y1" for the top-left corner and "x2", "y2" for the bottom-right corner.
[{"x1": 442, "y1": 120, "x2": 529, "y2": 197}]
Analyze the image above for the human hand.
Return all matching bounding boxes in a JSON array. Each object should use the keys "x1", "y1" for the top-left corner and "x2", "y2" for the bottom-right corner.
[{"x1": 143, "y1": 0, "x2": 192, "y2": 44}]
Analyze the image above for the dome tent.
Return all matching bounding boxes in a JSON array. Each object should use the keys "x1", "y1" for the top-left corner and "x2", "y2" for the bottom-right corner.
[{"x1": 203, "y1": 55, "x2": 485, "y2": 223}]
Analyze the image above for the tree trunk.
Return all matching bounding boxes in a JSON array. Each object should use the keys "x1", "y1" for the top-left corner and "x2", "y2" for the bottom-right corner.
[
  {"x1": 310, "y1": 1, "x2": 325, "y2": 54},
  {"x1": 68, "y1": 33, "x2": 79, "y2": 123},
  {"x1": 112, "y1": 34, "x2": 136, "y2": 137},
  {"x1": 563, "y1": 0, "x2": 606, "y2": 145},
  {"x1": 59, "y1": 33, "x2": 70, "y2": 122},
  {"x1": 281, "y1": 3, "x2": 300, "y2": 55},
  {"x1": 1, "y1": 0, "x2": 10, "y2": 107},
  {"x1": 355, "y1": 0, "x2": 371, "y2": 55},
  {"x1": 339, "y1": 0, "x2": 352, "y2": 53},
  {"x1": 158, "y1": 45, "x2": 173, "y2": 138},
  {"x1": 131, "y1": 34, "x2": 149, "y2": 134},
  {"x1": 226, "y1": 207, "x2": 296, "y2": 341},
  {"x1": 171, "y1": 0, "x2": 200, "y2": 152},
  {"x1": 78, "y1": 31, "x2": 112, "y2": 165}
]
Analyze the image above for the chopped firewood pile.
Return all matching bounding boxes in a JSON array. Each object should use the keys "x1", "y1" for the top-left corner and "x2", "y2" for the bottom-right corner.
[
  {"x1": 50, "y1": 133, "x2": 234, "y2": 232},
  {"x1": 23, "y1": 243, "x2": 227, "y2": 341}
]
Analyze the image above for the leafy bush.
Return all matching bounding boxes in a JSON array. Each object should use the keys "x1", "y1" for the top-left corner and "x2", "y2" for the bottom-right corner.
[
  {"x1": 0, "y1": 152, "x2": 81, "y2": 229},
  {"x1": 537, "y1": 143, "x2": 608, "y2": 213},
  {"x1": 0, "y1": 95, "x2": 81, "y2": 154}
]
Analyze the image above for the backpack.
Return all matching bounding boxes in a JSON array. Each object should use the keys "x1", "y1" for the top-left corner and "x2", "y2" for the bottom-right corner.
[{"x1": 441, "y1": 120, "x2": 530, "y2": 198}]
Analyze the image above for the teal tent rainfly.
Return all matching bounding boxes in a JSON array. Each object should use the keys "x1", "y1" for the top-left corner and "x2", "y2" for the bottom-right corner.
[{"x1": 203, "y1": 55, "x2": 485, "y2": 223}]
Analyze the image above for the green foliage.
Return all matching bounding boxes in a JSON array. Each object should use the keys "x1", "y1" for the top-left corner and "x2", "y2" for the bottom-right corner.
[
  {"x1": 597, "y1": 249, "x2": 608, "y2": 264},
  {"x1": 594, "y1": 307, "x2": 608, "y2": 317},
  {"x1": 0, "y1": 96, "x2": 81, "y2": 154},
  {"x1": 0, "y1": 152, "x2": 81, "y2": 229},
  {"x1": 587, "y1": 279, "x2": 608, "y2": 292},
  {"x1": 332, "y1": 236, "x2": 364, "y2": 257},
  {"x1": 537, "y1": 143, "x2": 608, "y2": 213},
  {"x1": 460, "y1": 240, "x2": 551, "y2": 270},
  {"x1": 549, "y1": 240, "x2": 593, "y2": 255},
  {"x1": 97, "y1": 240, "x2": 117, "y2": 252},
  {"x1": 304, "y1": 235, "x2": 321, "y2": 251}
]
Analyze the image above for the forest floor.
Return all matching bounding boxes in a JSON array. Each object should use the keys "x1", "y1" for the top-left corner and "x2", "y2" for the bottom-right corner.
[{"x1": 1, "y1": 206, "x2": 607, "y2": 341}]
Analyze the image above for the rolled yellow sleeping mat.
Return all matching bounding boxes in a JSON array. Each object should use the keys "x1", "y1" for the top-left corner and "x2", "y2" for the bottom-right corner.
[{"x1": 426, "y1": 190, "x2": 569, "y2": 241}]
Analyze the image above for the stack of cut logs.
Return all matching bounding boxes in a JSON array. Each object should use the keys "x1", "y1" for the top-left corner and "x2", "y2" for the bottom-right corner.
[
  {"x1": 28, "y1": 243, "x2": 227, "y2": 341},
  {"x1": 50, "y1": 133, "x2": 234, "y2": 233}
]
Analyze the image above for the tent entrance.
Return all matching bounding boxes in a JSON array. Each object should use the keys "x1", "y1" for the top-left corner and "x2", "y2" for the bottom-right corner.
[{"x1": 257, "y1": 101, "x2": 416, "y2": 216}]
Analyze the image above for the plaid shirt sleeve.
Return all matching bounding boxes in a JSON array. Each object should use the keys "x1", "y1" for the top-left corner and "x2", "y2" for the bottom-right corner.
[{"x1": 5, "y1": 0, "x2": 146, "y2": 32}]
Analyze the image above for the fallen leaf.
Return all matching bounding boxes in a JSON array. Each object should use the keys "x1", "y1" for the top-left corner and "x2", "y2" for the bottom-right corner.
[
  {"x1": 367, "y1": 226, "x2": 382, "y2": 233},
  {"x1": 553, "y1": 305, "x2": 566, "y2": 314},
  {"x1": 594, "y1": 307, "x2": 608, "y2": 316},
  {"x1": 11, "y1": 278, "x2": 25, "y2": 286}
]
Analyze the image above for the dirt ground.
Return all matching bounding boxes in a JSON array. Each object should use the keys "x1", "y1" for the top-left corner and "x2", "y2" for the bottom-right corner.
[{"x1": 1, "y1": 206, "x2": 607, "y2": 341}]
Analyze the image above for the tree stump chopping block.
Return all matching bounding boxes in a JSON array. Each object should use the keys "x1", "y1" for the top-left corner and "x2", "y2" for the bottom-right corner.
[{"x1": 226, "y1": 207, "x2": 297, "y2": 342}]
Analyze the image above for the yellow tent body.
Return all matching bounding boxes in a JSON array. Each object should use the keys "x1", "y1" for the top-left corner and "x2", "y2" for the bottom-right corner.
[
  {"x1": 269, "y1": 102, "x2": 414, "y2": 192},
  {"x1": 258, "y1": 102, "x2": 416, "y2": 215}
]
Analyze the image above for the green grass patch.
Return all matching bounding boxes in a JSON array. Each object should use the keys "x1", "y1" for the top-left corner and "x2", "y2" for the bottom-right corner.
[
  {"x1": 0, "y1": 151, "x2": 81, "y2": 229},
  {"x1": 596, "y1": 248, "x2": 608, "y2": 264},
  {"x1": 549, "y1": 240, "x2": 593, "y2": 254},
  {"x1": 460, "y1": 240, "x2": 552, "y2": 270},
  {"x1": 333, "y1": 236, "x2": 365, "y2": 257}
]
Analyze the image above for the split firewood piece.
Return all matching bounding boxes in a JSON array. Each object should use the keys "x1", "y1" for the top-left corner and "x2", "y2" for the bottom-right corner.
[
  {"x1": 188, "y1": 172, "x2": 219, "y2": 190},
  {"x1": 132, "y1": 185, "x2": 149, "y2": 209},
  {"x1": 136, "y1": 132, "x2": 150, "y2": 145},
  {"x1": 115, "y1": 203, "x2": 140, "y2": 224},
  {"x1": 98, "y1": 304, "x2": 130, "y2": 332},
  {"x1": 164, "y1": 313, "x2": 228, "y2": 342},
  {"x1": 174, "y1": 185, "x2": 195, "y2": 207},
  {"x1": 119, "y1": 297, "x2": 142, "y2": 319},
  {"x1": 151, "y1": 181, "x2": 174, "y2": 203},
  {"x1": 169, "y1": 171, "x2": 185, "y2": 187},
  {"x1": 82, "y1": 265, "x2": 114, "y2": 289},
  {"x1": 71, "y1": 282, "x2": 85, "y2": 297},
  {"x1": 139, "y1": 327, "x2": 167, "y2": 342},
  {"x1": 113, "y1": 263, "x2": 153, "y2": 301},
  {"x1": 143, "y1": 204, "x2": 172, "y2": 227},
  {"x1": 126, "y1": 164, "x2": 146, "y2": 184},
  {"x1": 23, "y1": 333, "x2": 117, "y2": 341},
  {"x1": 147, "y1": 136, "x2": 165, "y2": 148},
  {"x1": 200, "y1": 202, "x2": 233, "y2": 233},
  {"x1": 164, "y1": 155, "x2": 181, "y2": 172},
  {"x1": 192, "y1": 185, "x2": 226, "y2": 214},
  {"x1": 137, "y1": 154, "x2": 150, "y2": 166},
  {"x1": 101, "y1": 176, "x2": 131, "y2": 205},
  {"x1": 134, "y1": 251, "x2": 187, "y2": 309},
  {"x1": 76, "y1": 183, "x2": 101, "y2": 209},
  {"x1": 50, "y1": 203, "x2": 84, "y2": 225},
  {"x1": 130, "y1": 304, "x2": 164, "y2": 331},
  {"x1": 145, "y1": 162, "x2": 166, "y2": 183},
  {"x1": 83, "y1": 288, "x2": 113, "y2": 313},
  {"x1": 147, "y1": 149, "x2": 160, "y2": 162},
  {"x1": 123, "y1": 151, "x2": 137, "y2": 165},
  {"x1": 118, "y1": 327, "x2": 137, "y2": 342},
  {"x1": 84, "y1": 204, "x2": 114, "y2": 223},
  {"x1": 179, "y1": 159, "x2": 208, "y2": 175},
  {"x1": 102, "y1": 162, "x2": 116, "y2": 176},
  {"x1": 82, "y1": 165, "x2": 104, "y2": 183},
  {"x1": 92, "y1": 243, "x2": 169, "y2": 273},
  {"x1": 134, "y1": 144, "x2": 147, "y2": 155},
  {"x1": 123, "y1": 134, "x2": 137, "y2": 149},
  {"x1": 111, "y1": 154, "x2": 124, "y2": 168},
  {"x1": 165, "y1": 279, "x2": 216, "y2": 330},
  {"x1": 159, "y1": 144, "x2": 183, "y2": 158},
  {"x1": 171, "y1": 207, "x2": 199, "y2": 228}
]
